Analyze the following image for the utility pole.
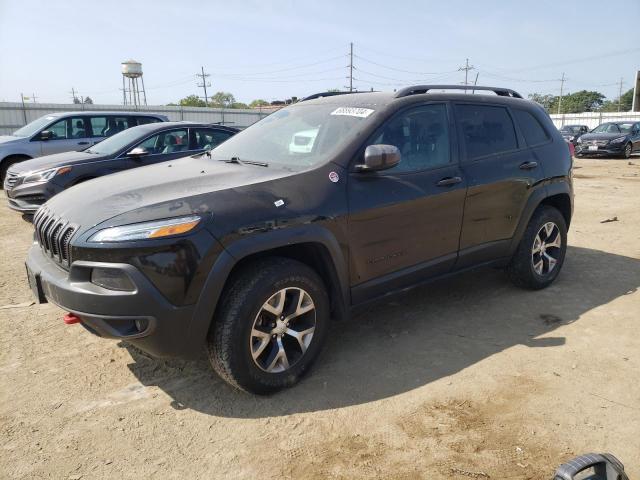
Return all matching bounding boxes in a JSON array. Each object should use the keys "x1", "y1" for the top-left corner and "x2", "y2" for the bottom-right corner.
[
  {"x1": 617, "y1": 77, "x2": 624, "y2": 112},
  {"x1": 471, "y1": 72, "x2": 479, "y2": 94},
  {"x1": 30, "y1": 93, "x2": 38, "y2": 103},
  {"x1": 557, "y1": 72, "x2": 566, "y2": 114},
  {"x1": 347, "y1": 42, "x2": 354, "y2": 92},
  {"x1": 196, "y1": 66, "x2": 211, "y2": 104},
  {"x1": 69, "y1": 87, "x2": 79, "y2": 104},
  {"x1": 458, "y1": 58, "x2": 475, "y2": 93}
]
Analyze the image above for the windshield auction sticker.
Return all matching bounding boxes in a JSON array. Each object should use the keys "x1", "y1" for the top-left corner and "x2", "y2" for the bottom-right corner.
[{"x1": 330, "y1": 107, "x2": 375, "y2": 118}]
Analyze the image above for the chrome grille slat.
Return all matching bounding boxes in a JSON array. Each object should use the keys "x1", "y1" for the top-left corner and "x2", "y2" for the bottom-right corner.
[{"x1": 32, "y1": 207, "x2": 78, "y2": 268}]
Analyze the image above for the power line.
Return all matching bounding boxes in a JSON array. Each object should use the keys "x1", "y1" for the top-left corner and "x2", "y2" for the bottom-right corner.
[
  {"x1": 196, "y1": 66, "x2": 211, "y2": 104},
  {"x1": 354, "y1": 54, "x2": 456, "y2": 75}
]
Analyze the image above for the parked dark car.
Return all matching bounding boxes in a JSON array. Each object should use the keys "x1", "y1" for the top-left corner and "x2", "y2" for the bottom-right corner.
[
  {"x1": 558, "y1": 124, "x2": 588, "y2": 145},
  {"x1": 0, "y1": 111, "x2": 168, "y2": 183},
  {"x1": 25, "y1": 85, "x2": 573, "y2": 394},
  {"x1": 575, "y1": 121, "x2": 640, "y2": 158},
  {"x1": 4, "y1": 122, "x2": 238, "y2": 213}
]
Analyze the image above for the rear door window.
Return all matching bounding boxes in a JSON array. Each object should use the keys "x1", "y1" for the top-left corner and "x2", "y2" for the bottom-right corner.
[
  {"x1": 190, "y1": 128, "x2": 234, "y2": 150},
  {"x1": 136, "y1": 116, "x2": 162, "y2": 126},
  {"x1": 512, "y1": 109, "x2": 550, "y2": 146},
  {"x1": 454, "y1": 104, "x2": 518, "y2": 160},
  {"x1": 89, "y1": 116, "x2": 108, "y2": 137}
]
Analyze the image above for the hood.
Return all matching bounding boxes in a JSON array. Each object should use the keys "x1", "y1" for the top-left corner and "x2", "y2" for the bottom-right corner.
[
  {"x1": 0, "y1": 135, "x2": 22, "y2": 146},
  {"x1": 10, "y1": 151, "x2": 106, "y2": 175},
  {"x1": 44, "y1": 155, "x2": 294, "y2": 229},
  {"x1": 579, "y1": 132, "x2": 627, "y2": 141}
]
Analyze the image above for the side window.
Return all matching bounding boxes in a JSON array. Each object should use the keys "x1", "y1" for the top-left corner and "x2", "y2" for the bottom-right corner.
[
  {"x1": 512, "y1": 109, "x2": 549, "y2": 146},
  {"x1": 100, "y1": 116, "x2": 132, "y2": 137},
  {"x1": 45, "y1": 117, "x2": 88, "y2": 140},
  {"x1": 136, "y1": 129, "x2": 189, "y2": 155},
  {"x1": 366, "y1": 103, "x2": 451, "y2": 172},
  {"x1": 190, "y1": 128, "x2": 233, "y2": 150},
  {"x1": 136, "y1": 116, "x2": 162, "y2": 126},
  {"x1": 89, "y1": 116, "x2": 108, "y2": 137},
  {"x1": 455, "y1": 104, "x2": 517, "y2": 159}
]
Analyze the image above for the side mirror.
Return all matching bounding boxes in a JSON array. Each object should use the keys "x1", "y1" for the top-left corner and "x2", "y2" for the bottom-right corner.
[
  {"x1": 356, "y1": 144, "x2": 401, "y2": 172},
  {"x1": 39, "y1": 130, "x2": 53, "y2": 141},
  {"x1": 126, "y1": 147, "x2": 149, "y2": 157}
]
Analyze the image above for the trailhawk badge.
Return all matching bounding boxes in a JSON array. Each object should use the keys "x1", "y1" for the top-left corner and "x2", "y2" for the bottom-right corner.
[{"x1": 329, "y1": 171, "x2": 340, "y2": 183}]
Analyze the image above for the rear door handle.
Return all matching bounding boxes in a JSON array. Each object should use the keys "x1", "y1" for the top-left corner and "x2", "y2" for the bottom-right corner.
[
  {"x1": 436, "y1": 176, "x2": 462, "y2": 187},
  {"x1": 519, "y1": 161, "x2": 538, "y2": 170},
  {"x1": 77, "y1": 141, "x2": 90, "y2": 145}
]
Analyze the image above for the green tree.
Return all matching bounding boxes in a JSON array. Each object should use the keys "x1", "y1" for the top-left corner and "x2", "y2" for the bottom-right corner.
[
  {"x1": 231, "y1": 102, "x2": 249, "y2": 109},
  {"x1": 600, "y1": 88, "x2": 634, "y2": 112},
  {"x1": 249, "y1": 99, "x2": 270, "y2": 108},
  {"x1": 528, "y1": 93, "x2": 556, "y2": 111},
  {"x1": 209, "y1": 91, "x2": 236, "y2": 108},
  {"x1": 179, "y1": 95, "x2": 206, "y2": 107},
  {"x1": 557, "y1": 90, "x2": 605, "y2": 113}
]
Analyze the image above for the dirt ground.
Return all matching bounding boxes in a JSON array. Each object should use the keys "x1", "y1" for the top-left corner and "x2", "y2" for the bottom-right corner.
[{"x1": 1, "y1": 157, "x2": 639, "y2": 480}]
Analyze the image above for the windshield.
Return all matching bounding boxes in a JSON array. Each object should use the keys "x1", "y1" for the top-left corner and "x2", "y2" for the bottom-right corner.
[
  {"x1": 560, "y1": 126, "x2": 581, "y2": 133},
  {"x1": 210, "y1": 103, "x2": 377, "y2": 168},
  {"x1": 12, "y1": 115, "x2": 59, "y2": 137},
  {"x1": 85, "y1": 125, "x2": 149, "y2": 155},
  {"x1": 591, "y1": 123, "x2": 629, "y2": 134}
]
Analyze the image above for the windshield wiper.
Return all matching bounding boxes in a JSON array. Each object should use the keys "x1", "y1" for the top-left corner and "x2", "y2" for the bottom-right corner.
[
  {"x1": 219, "y1": 156, "x2": 268, "y2": 167},
  {"x1": 191, "y1": 149, "x2": 212, "y2": 159}
]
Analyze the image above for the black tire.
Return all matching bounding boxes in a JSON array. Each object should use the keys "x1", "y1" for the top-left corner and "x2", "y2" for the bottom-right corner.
[
  {"x1": 622, "y1": 142, "x2": 632, "y2": 159},
  {"x1": 506, "y1": 206, "x2": 567, "y2": 290},
  {"x1": 207, "y1": 257, "x2": 330, "y2": 394}
]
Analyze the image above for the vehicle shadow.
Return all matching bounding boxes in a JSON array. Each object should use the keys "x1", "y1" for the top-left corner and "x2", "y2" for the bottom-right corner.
[{"x1": 124, "y1": 245, "x2": 639, "y2": 417}]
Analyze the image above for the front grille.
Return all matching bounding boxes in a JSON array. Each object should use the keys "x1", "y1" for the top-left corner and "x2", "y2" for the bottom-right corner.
[
  {"x1": 33, "y1": 206, "x2": 78, "y2": 268},
  {"x1": 4, "y1": 171, "x2": 19, "y2": 190},
  {"x1": 583, "y1": 140, "x2": 608, "y2": 146}
]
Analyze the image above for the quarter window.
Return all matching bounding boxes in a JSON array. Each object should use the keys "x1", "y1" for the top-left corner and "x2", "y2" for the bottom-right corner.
[
  {"x1": 455, "y1": 104, "x2": 517, "y2": 159},
  {"x1": 136, "y1": 116, "x2": 162, "y2": 126},
  {"x1": 366, "y1": 103, "x2": 451, "y2": 172},
  {"x1": 513, "y1": 109, "x2": 550, "y2": 146}
]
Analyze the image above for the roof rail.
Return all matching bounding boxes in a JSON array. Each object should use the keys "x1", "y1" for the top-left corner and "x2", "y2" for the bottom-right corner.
[
  {"x1": 300, "y1": 91, "x2": 368, "y2": 102},
  {"x1": 394, "y1": 85, "x2": 523, "y2": 99}
]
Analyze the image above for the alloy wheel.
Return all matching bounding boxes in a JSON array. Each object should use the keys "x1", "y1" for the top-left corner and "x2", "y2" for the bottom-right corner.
[
  {"x1": 531, "y1": 222, "x2": 562, "y2": 275},
  {"x1": 249, "y1": 287, "x2": 316, "y2": 373}
]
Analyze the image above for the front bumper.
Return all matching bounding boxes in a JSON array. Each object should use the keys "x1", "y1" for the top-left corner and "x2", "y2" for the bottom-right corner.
[
  {"x1": 5, "y1": 181, "x2": 51, "y2": 213},
  {"x1": 575, "y1": 142, "x2": 625, "y2": 156},
  {"x1": 26, "y1": 244, "x2": 200, "y2": 358}
]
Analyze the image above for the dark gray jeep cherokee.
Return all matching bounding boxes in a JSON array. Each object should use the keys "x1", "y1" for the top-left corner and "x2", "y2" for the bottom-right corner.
[{"x1": 25, "y1": 85, "x2": 573, "y2": 394}]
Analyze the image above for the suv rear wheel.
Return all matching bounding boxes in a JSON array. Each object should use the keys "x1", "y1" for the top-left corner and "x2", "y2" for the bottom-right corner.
[
  {"x1": 507, "y1": 206, "x2": 567, "y2": 290},
  {"x1": 207, "y1": 257, "x2": 329, "y2": 394}
]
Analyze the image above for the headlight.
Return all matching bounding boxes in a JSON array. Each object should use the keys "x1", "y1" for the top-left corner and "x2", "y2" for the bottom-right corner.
[
  {"x1": 576, "y1": 137, "x2": 583, "y2": 143},
  {"x1": 609, "y1": 136, "x2": 626, "y2": 144},
  {"x1": 89, "y1": 215, "x2": 201, "y2": 242},
  {"x1": 23, "y1": 166, "x2": 71, "y2": 184},
  {"x1": 569, "y1": 136, "x2": 575, "y2": 141}
]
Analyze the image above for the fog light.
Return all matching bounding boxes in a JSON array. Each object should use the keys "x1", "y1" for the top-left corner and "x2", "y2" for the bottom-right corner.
[
  {"x1": 134, "y1": 318, "x2": 148, "y2": 332},
  {"x1": 91, "y1": 268, "x2": 135, "y2": 291}
]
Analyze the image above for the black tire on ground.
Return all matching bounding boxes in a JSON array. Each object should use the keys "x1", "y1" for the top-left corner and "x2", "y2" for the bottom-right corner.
[
  {"x1": 207, "y1": 256, "x2": 330, "y2": 394},
  {"x1": 622, "y1": 142, "x2": 632, "y2": 159},
  {"x1": 506, "y1": 206, "x2": 568, "y2": 290}
]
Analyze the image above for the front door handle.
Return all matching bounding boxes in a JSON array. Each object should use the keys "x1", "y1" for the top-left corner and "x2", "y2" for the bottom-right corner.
[
  {"x1": 77, "y1": 141, "x2": 90, "y2": 145},
  {"x1": 436, "y1": 176, "x2": 462, "y2": 187},
  {"x1": 519, "y1": 161, "x2": 538, "y2": 170}
]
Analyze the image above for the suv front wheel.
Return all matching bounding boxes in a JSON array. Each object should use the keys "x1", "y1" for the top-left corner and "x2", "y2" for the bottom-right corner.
[
  {"x1": 507, "y1": 206, "x2": 567, "y2": 290},
  {"x1": 207, "y1": 257, "x2": 329, "y2": 394}
]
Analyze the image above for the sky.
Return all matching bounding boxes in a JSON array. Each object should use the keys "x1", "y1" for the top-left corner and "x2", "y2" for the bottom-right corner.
[{"x1": 1, "y1": 0, "x2": 639, "y2": 106}]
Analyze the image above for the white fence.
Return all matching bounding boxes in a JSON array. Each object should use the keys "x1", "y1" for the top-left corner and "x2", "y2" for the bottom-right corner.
[
  {"x1": 0, "y1": 102, "x2": 270, "y2": 135},
  {"x1": 549, "y1": 111, "x2": 640, "y2": 129}
]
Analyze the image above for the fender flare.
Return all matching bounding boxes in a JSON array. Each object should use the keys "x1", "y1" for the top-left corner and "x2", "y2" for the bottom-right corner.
[
  {"x1": 183, "y1": 224, "x2": 350, "y2": 354},
  {"x1": 507, "y1": 180, "x2": 572, "y2": 256}
]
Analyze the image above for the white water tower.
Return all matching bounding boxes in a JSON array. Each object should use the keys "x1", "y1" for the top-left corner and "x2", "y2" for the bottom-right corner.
[{"x1": 121, "y1": 59, "x2": 147, "y2": 107}]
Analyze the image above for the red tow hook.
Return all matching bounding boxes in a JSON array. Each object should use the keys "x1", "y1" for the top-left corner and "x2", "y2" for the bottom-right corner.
[{"x1": 63, "y1": 313, "x2": 81, "y2": 325}]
